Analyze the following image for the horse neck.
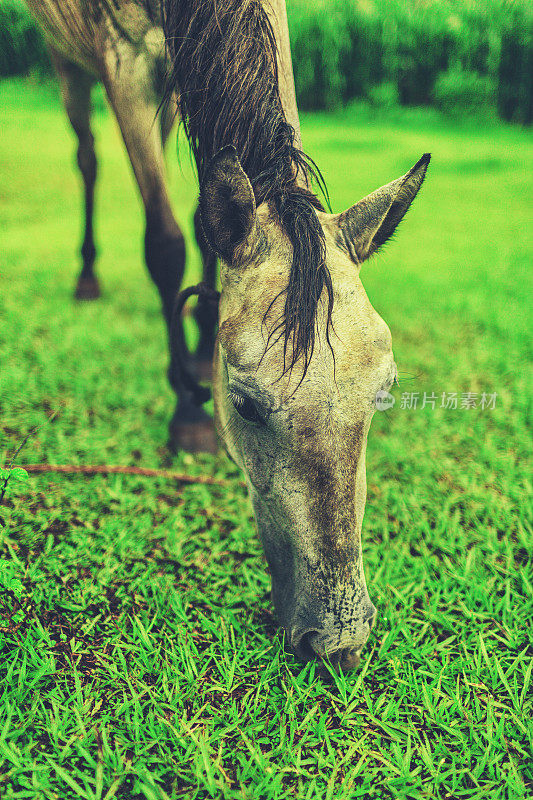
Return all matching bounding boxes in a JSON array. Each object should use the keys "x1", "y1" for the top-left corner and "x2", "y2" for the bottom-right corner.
[{"x1": 264, "y1": 0, "x2": 302, "y2": 151}]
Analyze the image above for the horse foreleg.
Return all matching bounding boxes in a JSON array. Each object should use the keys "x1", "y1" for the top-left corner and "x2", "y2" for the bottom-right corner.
[
  {"x1": 51, "y1": 50, "x2": 99, "y2": 299},
  {"x1": 192, "y1": 204, "x2": 217, "y2": 381},
  {"x1": 102, "y1": 46, "x2": 217, "y2": 453}
]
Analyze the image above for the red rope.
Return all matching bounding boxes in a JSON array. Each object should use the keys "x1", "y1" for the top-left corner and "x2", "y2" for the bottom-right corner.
[{"x1": 20, "y1": 463, "x2": 242, "y2": 488}]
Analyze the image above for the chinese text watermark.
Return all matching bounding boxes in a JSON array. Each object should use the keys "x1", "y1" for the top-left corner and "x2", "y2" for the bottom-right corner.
[{"x1": 375, "y1": 390, "x2": 498, "y2": 412}]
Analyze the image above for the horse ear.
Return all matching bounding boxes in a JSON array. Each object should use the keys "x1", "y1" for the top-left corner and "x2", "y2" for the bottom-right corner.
[
  {"x1": 199, "y1": 146, "x2": 257, "y2": 263},
  {"x1": 336, "y1": 154, "x2": 430, "y2": 264}
]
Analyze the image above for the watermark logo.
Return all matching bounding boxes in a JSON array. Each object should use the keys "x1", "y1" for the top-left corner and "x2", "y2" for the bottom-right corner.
[
  {"x1": 375, "y1": 390, "x2": 396, "y2": 411},
  {"x1": 375, "y1": 390, "x2": 498, "y2": 411}
]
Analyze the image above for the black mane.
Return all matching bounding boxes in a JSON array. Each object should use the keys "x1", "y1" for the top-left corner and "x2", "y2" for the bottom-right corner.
[{"x1": 163, "y1": 0, "x2": 334, "y2": 378}]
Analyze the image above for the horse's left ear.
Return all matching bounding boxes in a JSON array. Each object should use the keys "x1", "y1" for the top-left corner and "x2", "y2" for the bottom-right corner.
[
  {"x1": 335, "y1": 153, "x2": 430, "y2": 264},
  {"x1": 199, "y1": 145, "x2": 258, "y2": 263}
]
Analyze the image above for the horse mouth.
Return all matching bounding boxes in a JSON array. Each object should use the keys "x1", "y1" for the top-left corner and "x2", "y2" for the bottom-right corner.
[{"x1": 292, "y1": 630, "x2": 363, "y2": 673}]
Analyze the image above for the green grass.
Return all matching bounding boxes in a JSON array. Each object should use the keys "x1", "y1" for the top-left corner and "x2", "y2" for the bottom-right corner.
[{"x1": 0, "y1": 77, "x2": 532, "y2": 799}]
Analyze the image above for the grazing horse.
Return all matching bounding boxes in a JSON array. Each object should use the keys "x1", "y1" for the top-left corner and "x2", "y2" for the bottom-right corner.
[
  {"x1": 165, "y1": 0, "x2": 429, "y2": 670},
  {"x1": 29, "y1": 0, "x2": 430, "y2": 669},
  {"x1": 26, "y1": 0, "x2": 217, "y2": 452}
]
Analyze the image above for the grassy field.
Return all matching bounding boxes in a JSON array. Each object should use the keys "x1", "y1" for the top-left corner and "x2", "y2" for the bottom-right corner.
[{"x1": 0, "y1": 78, "x2": 532, "y2": 799}]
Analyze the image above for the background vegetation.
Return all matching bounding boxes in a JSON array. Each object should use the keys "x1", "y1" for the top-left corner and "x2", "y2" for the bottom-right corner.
[
  {"x1": 1, "y1": 0, "x2": 532, "y2": 122},
  {"x1": 289, "y1": 0, "x2": 533, "y2": 123},
  {"x1": 1, "y1": 75, "x2": 531, "y2": 797}
]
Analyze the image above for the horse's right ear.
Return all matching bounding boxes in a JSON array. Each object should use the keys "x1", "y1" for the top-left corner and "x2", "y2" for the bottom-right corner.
[
  {"x1": 334, "y1": 153, "x2": 430, "y2": 264},
  {"x1": 199, "y1": 146, "x2": 257, "y2": 263}
]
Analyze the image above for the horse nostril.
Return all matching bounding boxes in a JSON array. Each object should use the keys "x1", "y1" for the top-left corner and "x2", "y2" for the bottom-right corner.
[{"x1": 294, "y1": 630, "x2": 320, "y2": 661}]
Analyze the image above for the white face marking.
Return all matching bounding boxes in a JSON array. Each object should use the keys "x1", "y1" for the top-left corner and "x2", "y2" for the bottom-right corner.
[{"x1": 213, "y1": 208, "x2": 394, "y2": 658}]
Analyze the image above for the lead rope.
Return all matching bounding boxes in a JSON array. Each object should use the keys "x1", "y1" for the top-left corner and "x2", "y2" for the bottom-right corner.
[{"x1": 170, "y1": 282, "x2": 220, "y2": 406}]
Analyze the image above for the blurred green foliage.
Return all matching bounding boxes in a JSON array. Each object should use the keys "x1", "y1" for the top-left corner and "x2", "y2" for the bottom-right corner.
[
  {"x1": 0, "y1": 0, "x2": 532, "y2": 122},
  {"x1": 433, "y1": 66, "x2": 495, "y2": 117},
  {"x1": 288, "y1": 0, "x2": 532, "y2": 123}
]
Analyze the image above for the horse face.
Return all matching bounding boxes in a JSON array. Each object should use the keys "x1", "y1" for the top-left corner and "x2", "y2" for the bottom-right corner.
[{"x1": 201, "y1": 147, "x2": 429, "y2": 670}]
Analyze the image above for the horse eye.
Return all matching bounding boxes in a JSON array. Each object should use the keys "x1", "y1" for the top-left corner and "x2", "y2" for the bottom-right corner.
[{"x1": 231, "y1": 392, "x2": 265, "y2": 425}]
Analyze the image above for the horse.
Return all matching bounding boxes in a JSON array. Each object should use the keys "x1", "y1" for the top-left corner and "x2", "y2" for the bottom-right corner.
[
  {"x1": 29, "y1": 0, "x2": 430, "y2": 670},
  {"x1": 25, "y1": 0, "x2": 217, "y2": 452}
]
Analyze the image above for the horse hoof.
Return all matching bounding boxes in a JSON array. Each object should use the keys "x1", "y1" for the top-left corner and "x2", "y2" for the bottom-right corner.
[
  {"x1": 75, "y1": 277, "x2": 101, "y2": 300},
  {"x1": 169, "y1": 419, "x2": 218, "y2": 454}
]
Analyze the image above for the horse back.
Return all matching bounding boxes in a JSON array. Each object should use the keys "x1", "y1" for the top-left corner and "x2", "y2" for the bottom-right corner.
[{"x1": 25, "y1": 0, "x2": 164, "y2": 76}]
